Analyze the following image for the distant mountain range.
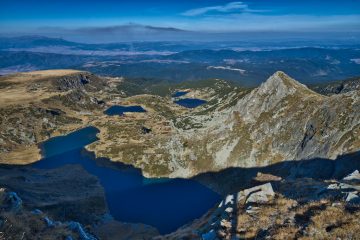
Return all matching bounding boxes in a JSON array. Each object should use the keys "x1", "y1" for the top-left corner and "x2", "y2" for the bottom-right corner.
[{"x1": 1, "y1": 36, "x2": 360, "y2": 86}]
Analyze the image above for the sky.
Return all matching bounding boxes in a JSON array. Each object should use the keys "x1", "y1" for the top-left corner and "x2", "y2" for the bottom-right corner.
[{"x1": 0, "y1": 0, "x2": 359, "y2": 42}]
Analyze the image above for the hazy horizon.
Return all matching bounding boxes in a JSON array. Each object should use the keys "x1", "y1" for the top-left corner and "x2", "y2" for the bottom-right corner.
[{"x1": 1, "y1": 0, "x2": 359, "y2": 43}]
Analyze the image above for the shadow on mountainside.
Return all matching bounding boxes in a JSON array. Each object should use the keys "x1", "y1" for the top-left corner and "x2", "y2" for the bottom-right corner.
[
  {"x1": 1, "y1": 147, "x2": 358, "y2": 200},
  {"x1": 191, "y1": 150, "x2": 360, "y2": 197}
]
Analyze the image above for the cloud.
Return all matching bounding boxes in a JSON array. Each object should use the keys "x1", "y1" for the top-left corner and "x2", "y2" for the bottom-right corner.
[
  {"x1": 24, "y1": 24, "x2": 193, "y2": 43},
  {"x1": 36, "y1": 24, "x2": 187, "y2": 36},
  {"x1": 181, "y1": 1, "x2": 263, "y2": 17}
]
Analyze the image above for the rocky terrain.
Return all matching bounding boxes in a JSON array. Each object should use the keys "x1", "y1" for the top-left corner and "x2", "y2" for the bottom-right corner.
[
  {"x1": 163, "y1": 170, "x2": 360, "y2": 239},
  {"x1": 2, "y1": 70, "x2": 358, "y2": 179},
  {"x1": 0, "y1": 70, "x2": 108, "y2": 164},
  {"x1": 0, "y1": 69, "x2": 359, "y2": 239},
  {"x1": 0, "y1": 69, "x2": 241, "y2": 174},
  {"x1": 87, "y1": 71, "x2": 360, "y2": 178},
  {"x1": 311, "y1": 76, "x2": 360, "y2": 96}
]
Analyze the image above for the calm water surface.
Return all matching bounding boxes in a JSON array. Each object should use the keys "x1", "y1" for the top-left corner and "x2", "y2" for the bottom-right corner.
[
  {"x1": 104, "y1": 105, "x2": 146, "y2": 116},
  {"x1": 32, "y1": 127, "x2": 220, "y2": 234},
  {"x1": 172, "y1": 91, "x2": 189, "y2": 98},
  {"x1": 174, "y1": 98, "x2": 207, "y2": 108}
]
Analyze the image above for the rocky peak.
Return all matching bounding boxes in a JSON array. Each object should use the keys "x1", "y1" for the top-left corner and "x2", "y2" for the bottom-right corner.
[
  {"x1": 234, "y1": 71, "x2": 320, "y2": 122},
  {"x1": 258, "y1": 71, "x2": 313, "y2": 96}
]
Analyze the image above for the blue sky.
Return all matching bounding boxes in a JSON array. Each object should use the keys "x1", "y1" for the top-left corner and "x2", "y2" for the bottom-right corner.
[{"x1": 0, "y1": 0, "x2": 359, "y2": 41}]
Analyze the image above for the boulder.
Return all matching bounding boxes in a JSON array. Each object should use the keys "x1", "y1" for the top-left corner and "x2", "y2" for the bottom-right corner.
[
  {"x1": 218, "y1": 194, "x2": 235, "y2": 208},
  {"x1": 254, "y1": 172, "x2": 282, "y2": 182},
  {"x1": 219, "y1": 183, "x2": 275, "y2": 207},
  {"x1": 241, "y1": 183, "x2": 275, "y2": 204},
  {"x1": 224, "y1": 207, "x2": 233, "y2": 214},
  {"x1": 220, "y1": 219, "x2": 232, "y2": 229},
  {"x1": 246, "y1": 206, "x2": 260, "y2": 215},
  {"x1": 345, "y1": 192, "x2": 360, "y2": 204},
  {"x1": 343, "y1": 170, "x2": 360, "y2": 181}
]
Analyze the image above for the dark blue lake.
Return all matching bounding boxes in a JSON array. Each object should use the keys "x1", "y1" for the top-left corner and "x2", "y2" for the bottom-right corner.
[
  {"x1": 172, "y1": 91, "x2": 189, "y2": 98},
  {"x1": 32, "y1": 127, "x2": 220, "y2": 234},
  {"x1": 104, "y1": 105, "x2": 146, "y2": 116},
  {"x1": 174, "y1": 98, "x2": 207, "y2": 108}
]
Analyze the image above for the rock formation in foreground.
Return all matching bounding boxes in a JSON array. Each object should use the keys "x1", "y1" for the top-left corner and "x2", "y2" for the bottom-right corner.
[{"x1": 162, "y1": 170, "x2": 360, "y2": 239}]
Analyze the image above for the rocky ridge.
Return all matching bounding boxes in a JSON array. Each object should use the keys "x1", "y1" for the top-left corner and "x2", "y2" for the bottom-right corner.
[
  {"x1": 311, "y1": 76, "x2": 360, "y2": 96},
  {"x1": 0, "y1": 69, "x2": 359, "y2": 178},
  {"x1": 121, "y1": 71, "x2": 359, "y2": 178}
]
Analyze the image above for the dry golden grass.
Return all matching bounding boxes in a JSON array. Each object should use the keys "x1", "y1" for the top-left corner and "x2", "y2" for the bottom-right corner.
[
  {"x1": 232, "y1": 193, "x2": 359, "y2": 239},
  {"x1": 0, "y1": 69, "x2": 83, "y2": 106},
  {"x1": 0, "y1": 87, "x2": 63, "y2": 106},
  {"x1": 235, "y1": 195, "x2": 299, "y2": 239},
  {"x1": 0, "y1": 145, "x2": 41, "y2": 165},
  {"x1": 0, "y1": 69, "x2": 83, "y2": 83},
  {"x1": 299, "y1": 204, "x2": 360, "y2": 240},
  {"x1": 272, "y1": 226, "x2": 299, "y2": 240}
]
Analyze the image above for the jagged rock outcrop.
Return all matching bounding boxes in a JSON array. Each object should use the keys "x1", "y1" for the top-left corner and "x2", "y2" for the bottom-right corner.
[
  {"x1": 48, "y1": 72, "x2": 106, "y2": 92},
  {"x1": 324, "y1": 170, "x2": 360, "y2": 204},
  {"x1": 311, "y1": 76, "x2": 360, "y2": 96},
  {"x1": 163, "y1": 173, "x2": 360, "y2": 239}
]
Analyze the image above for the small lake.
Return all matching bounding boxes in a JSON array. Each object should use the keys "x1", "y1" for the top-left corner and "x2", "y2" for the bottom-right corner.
[
  {"x1": 32, "y1": 127, "x2": 220, "y2": 234},
  {"x1": 104, "y1": 105, "x2": 146, "y2": 116},
  {"x1": 174, "y1": 98, "x2": 207, "y2": 108},
  {"x1": 172, "y1": 91, "x2": 189, "y2": 98}
]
